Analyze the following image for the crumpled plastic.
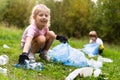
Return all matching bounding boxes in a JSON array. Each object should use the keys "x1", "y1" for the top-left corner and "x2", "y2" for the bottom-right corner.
[
  {"x1": 49, "y1": 43, "x2": 88, "y2": 67},
  {"x1": 0, "y1": 54, "x2": 9, "y2": 76},
  {"x1": 0, "y1": 55, "x2": 9, "y2": 65},
  {"x1": 14, "y1": 60, "x2": 44, "y2": 71},
  {"x1": 3, "y1": 44, "x2": 10, "y2": 49},
  {"x1": 97, "y1": 55, "x2": 113, "y2": 63},
  {"x1": 66, "y1": 67, "x2": 94, "y2": 80},
  {"x1": 0, "y1": 67, "x2": 7, "y2": 76},
  {"x1": 82, "y1": 43, "x2": 100, "y2": 57},
  {"x1": 48, "y1": 43, "x2": 113, "y2": 79},
  {"x1": 66, "y1": 67, "x2": 102, "y2": 80}
]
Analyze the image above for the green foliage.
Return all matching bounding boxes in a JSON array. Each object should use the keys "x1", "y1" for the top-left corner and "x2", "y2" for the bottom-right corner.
[
  {"x1": 0, "y1": 0, "x2": 8, "y2": 21},
  {"x1": 0, "y1": 0, "x2": 36, "y2": 28},
  {"x1": 101, "y1": 0, "x2": 120, "y2": 43},
  {"x1": 45, "y1": 0, "x2": 90, "y2": 38},
  {"x1": 0, "y1": 0, "x2": 120, "y2": 43},
  {"x1": 89, "y1": 0, "x2": 120, "y2": 44}
]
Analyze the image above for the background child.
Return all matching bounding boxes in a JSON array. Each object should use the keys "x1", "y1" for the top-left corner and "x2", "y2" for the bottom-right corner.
[
  {"x1": 89, "y1": 31, "x2": 104, "y2": 55},
  {"x1": 18, "y1": 4, "x2": 68, "y2": 64}
]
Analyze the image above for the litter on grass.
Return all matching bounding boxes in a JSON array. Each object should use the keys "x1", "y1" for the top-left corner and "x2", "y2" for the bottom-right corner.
[
  {"x1": 66, "y1": 67, "x2": 102, "y2": 80},
  {"x1": 0, "y1": 67, "x2": 7, "y2": 76},
  {"x1": 66, "y1": 67, "x2": 94, "y2": 80},
  {"x1": 3, "y1": 44, "x2": 10, "y2": 49},
  {"x1": 97, "y1": 55, "x2": 113, "y2": 63},
  {"x1": 49, "y1": 43, "x2": 105, "y2": 68},
  {"x1": 49, "y1": 43, "x2": 88, "y2": 67},
  {"x1": 0, "y1": 54, "x2": 9, "y2": 76},
  {"x1": 14, "y1": 60, "x2": 44, "y2": 71},
  {"x1": 48, "y1": 43, "x2": 113, "y2": 79},
  {"x1": 82, "y1": 43, "x2": 100, "y2": 57},
  {"x1": 0, "y1": 55, "x2": 9, "y2": 65}
]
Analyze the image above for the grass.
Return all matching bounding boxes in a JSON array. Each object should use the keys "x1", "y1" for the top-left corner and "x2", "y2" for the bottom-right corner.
[{"x1": 0, "y1": 25, "x2": 120, "y2": 80}]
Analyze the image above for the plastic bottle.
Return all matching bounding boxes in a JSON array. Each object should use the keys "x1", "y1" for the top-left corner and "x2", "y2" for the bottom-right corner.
[
  {"x1": 0, "y1": 55, "x2": 9, "y2": 65},
  {"x1": 25, "y1": 60, "x2": 44, "y2": 71}
]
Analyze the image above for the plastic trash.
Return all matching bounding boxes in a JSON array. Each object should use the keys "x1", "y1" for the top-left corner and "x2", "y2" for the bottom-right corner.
[
  {"x1": 3, "y1": 44, "x2": 10, "y2": 49},
  {"x1": 66, "y1": 67, "x2": 102, "y2": 80},
  {"x1": 87, "y1": 59, "x2": 103, "y2": 69},
  {"x1": 25, "y1": 60, "x2": 44, "y2": 71},
  {"x1": 83, "y1": 43, "x2": 100, "y2": 56},
  {"x1": 94, "y1": 68, "x2": 102, "y2": 77},
  {"x1": 14, "y1": 64, "x2": 26, "y2": 69},
  {"x1": 98, "y1": 56, "x2": 113, "y2": 63},
  {"x1": 49, "y1": 43, "x2": 88, "y2": 67},
  {"x1": 66, "y1": 69, "x2": 81, "y2": 80},
  {"x1": 14, "y1": 60, "x2": 44, "y2": 71},
  {"x1": 78, "y1": 67, "x2": 93, "y2": 77},
  {"x1": 0, "y1": 55, "x2": 9, "y2": 65},
  {"x1": 0, "y1": 67, "x2": 7, "y2": 76},
  {"x1": 66, "y1": 67, "x2": 93, "y2": 80}
]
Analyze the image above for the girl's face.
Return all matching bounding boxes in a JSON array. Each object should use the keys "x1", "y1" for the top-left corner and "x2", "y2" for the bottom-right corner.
[
  {"x1": 34, "y1": 10, "x2": 49, "y2": 29},
  {"x1": 90, "y1": 36, "x2": 96, "y2": 41}
]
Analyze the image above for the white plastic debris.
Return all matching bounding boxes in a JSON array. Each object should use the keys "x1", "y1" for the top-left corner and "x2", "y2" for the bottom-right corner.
[
  {"x1": 93, "y1": 68, "x2": 102, "y2": 77},
  {"x1": 66, "y1": 69, "x2": 81, "y2": 80},
  {"x1": 25, "y1": 60, "x2": 44, "y2": 71},
  {"x1": 3, "y1": 44, "x2": 10, "y2": 49},
  {"x1": 0, "y1": 67, "x2": 7, "y2": 76},
  {"x1": 0, "y1": 55, "x2": 9, "y2": 65},
  {"x1": 88, "y1": 53, "x2": 95, "y2": 57},
  {"x1": 66, "y1": 67, "x2": 93, "y2": 80},
  {"x1": 98, "y1": 56, "x2": 113, "y2": 63},
  {"x1": 104, "y1": 77, "x2": 108, "y2": 80},
  {"x1": 87, "y1": 59, "x2": 103, "y2": 69},
  {"x1": 78, "y1": 67, "x2": 93, "y2": 77}
]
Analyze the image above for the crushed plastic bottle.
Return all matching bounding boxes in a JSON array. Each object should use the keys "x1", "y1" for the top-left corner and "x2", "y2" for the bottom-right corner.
[
  {"x1": 14, "y1": 60, "x2": 44, "y2": 71},
  {"x1": 0, "y1": 55, "x2": 9, "y2": 65},
  {"x1": 25, "y1": 60, "x2": 44, "y2": 71}
]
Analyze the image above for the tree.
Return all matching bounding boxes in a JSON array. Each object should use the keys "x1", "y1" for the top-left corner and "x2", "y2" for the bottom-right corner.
[
  {"x1": 45, "y1": 0, "x2": 90, "y2": 38},
  {"x1": 0, "y1": 0, "x2": 35, "y2": 28},
  {"x1": 89, "y1": 0, "x2": 120, "y2": 43}
]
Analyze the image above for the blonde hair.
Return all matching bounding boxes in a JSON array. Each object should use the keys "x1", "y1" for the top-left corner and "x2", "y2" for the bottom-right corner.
[
  {"x1": 89, "y1": 31, "x2": 97, "y2": 37},
  {"x1": 30, "y1": 4, "x2": 51, "y2": 27}
]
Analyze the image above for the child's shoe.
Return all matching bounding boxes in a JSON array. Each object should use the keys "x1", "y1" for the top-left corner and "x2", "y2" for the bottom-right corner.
[
  {"x1": 28, "y1": 52, "x2": 35, "y2": 62},
  {"x1": 39, "y1": 51, "x2": 51, "y2": 62}
]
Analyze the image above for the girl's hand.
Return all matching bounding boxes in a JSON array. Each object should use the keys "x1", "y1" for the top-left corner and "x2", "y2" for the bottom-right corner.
[
  {"x1": 18, "y1": 52, "x2": 29, "y2": 65},
  {"x1": 56, "y1": 34, "x2": 68, "y2": 43}
]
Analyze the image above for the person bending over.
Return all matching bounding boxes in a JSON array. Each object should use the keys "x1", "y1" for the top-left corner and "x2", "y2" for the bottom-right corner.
[{"x1": 18, "y1": 4, "x2": 68, "y2": 65}]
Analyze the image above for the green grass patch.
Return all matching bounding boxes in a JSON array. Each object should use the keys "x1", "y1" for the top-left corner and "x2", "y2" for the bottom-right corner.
[{"x1": 0, "y1": 25, "x2": 120, "y2": 80}]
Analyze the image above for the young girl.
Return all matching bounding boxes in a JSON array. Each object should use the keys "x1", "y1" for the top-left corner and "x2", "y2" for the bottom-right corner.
[
  {"x1": 89, "y1": 31, "x2": 104, "y2": 55},
  {"x1": 18, "y1": 4, "x2": 68, "y2": 64}
]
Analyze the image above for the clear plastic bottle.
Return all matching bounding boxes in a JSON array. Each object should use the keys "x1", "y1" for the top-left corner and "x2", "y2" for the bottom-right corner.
[
  {"x1": 32, "y1": 62, "x2": 44, "y2": 71},
  {"x1": 14, "y1": 60, "x2": 44, "y2": 71},
  {"x1": 0, "y1": 55, "x2": 9, "y2": 65},
  {"x1": 25, "y1": 60, "x2": 44, "y2": 71}
]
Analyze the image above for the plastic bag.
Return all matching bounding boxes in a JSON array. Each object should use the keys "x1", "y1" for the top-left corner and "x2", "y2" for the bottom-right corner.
[
  {"x1": 49, "y1": 43, "x2": 70, "y2": 63},
  {"x1": 83, "y1": 43, "x2": 100, "y2": 56},
  {"x1": 49, "y1": 43, "x2": 88, "y2": 67}
]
